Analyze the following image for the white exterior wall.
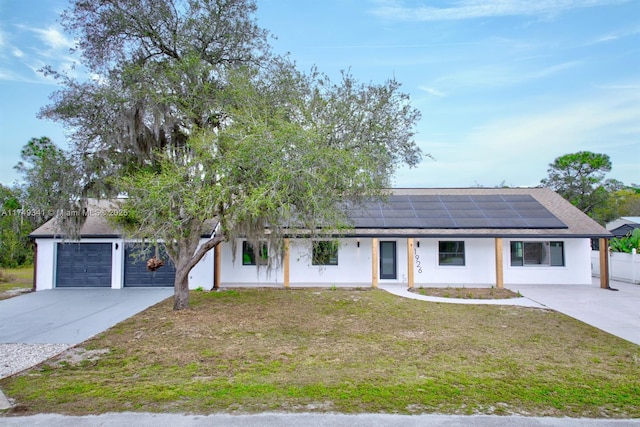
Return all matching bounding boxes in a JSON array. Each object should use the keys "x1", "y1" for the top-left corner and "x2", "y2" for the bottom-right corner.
[
  {"x1": 219, "y1": 238, "x2": 410, "y2": 287},
  {"x1": 219, "y1": 236, "x2": 593, "y2": 287},
  {"x1": 111, "y1": 238, "x2": 125, "y2": 289},
  {"x1": 503, "y1": 238, "x2": 592, "y2": 285},
  {"x1": 34, "y1": 237, "x2": 211, "y2": 290},
  {"x1": 413, "y1": 238, "x2": 496, "y2": 286},
  {"x1": 218, "y1": 240, "x2": 284, "y2": 286},
  {"x1": 288, "y1": 238, "x2": 373, "y2": 287},
  {"x1": 34, "y1": 239, "x2": 55, "y2": 290},
  {"x1": 377, "y1": 238, "x2": 410, "y2": 285},
  {"x1": 35, "y1": 236, "x2": 596, "y2": 290},
  {"x1": 188, "y1": 238, "x2": 215, "y2": 290},
  {"x1": 34, "y1": 238, "x2": 120, "y2": 290}
]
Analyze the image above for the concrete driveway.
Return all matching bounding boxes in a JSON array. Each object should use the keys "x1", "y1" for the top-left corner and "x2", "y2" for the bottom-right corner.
[
  {"x1": 507, "y1": 279, "x2": 640, "y2": 346},
  {"x1": 0, "y1": 288, "x2": 173, "y2": 344}
]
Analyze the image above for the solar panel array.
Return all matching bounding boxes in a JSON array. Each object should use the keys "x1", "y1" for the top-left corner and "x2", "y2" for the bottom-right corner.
[{"x1": 346, "y1": 194, "x2": 567, "y2": 229}]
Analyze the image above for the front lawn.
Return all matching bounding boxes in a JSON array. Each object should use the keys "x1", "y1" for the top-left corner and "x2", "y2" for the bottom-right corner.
[
  {"x1": 0, "y1": 267, "x2": 33, "y2": 300},
  {"x1": 1, "y1": 288, "x2": 639, "y2": 417}
]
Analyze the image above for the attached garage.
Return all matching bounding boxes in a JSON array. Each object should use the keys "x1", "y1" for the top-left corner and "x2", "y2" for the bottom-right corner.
[
  {"x1": 56, "y1": 242, "x2": 112, "y2": 288},
  {"x1": 124, "y1": 244, "x2": 176, "y2": 287}
]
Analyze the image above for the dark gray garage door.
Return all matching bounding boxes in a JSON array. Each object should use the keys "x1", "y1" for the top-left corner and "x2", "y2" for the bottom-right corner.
[
  {"x1": 124, "y1": 244, "x2": 176, "y2": 287},
  {"x1": 56, "y1": 243, "x2": 112, "y2": 287}
]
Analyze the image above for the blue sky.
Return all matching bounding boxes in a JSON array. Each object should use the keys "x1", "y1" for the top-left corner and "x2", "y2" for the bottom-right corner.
[{"x1": 1, "y1": 0, "x2": 638, "y2": 188}]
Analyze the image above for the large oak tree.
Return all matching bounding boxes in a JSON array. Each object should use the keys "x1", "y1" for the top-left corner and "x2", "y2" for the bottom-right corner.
[{"x1": 41, "y1": 0, "x2": 423, "y2": 309}]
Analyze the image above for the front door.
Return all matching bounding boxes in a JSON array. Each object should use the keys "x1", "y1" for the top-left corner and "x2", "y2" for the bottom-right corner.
[{"x1": 379, "y1": 241, "x2": 397, "y2": 279}]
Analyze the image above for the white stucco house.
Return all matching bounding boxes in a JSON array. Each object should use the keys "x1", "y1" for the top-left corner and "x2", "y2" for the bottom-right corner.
[{"x1": 30, "y1": 188, "x2": 613, "y2": 291}]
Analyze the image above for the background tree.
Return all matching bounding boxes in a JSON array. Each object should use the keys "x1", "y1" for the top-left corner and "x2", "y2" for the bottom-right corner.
[
  {"x1": 40, "y1": 0, "x2": 423, "y2": 309},
  {"x1": 615, "y1": 184, "x2": 640, "y2": 217},
  {"x1": 0, "y1": 185, "x2": 33, "y2": 267},
  {"x1": 592, "y1": 183, "x2": 640, "y2": 225},
  {"x1": 540, "y1": 151, "x2": 614, "y2": 221},
  {"x1": 15, "y1": 137, "x2": 76, "y2": 221}
]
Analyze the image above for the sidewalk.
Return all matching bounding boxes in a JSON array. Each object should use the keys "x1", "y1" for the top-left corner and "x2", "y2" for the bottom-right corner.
[
  {"x1": 1, "y1": 412, "x2": 639, "y2": 426},
  {"x1": 377, "y1": 284, "x2": 544, "y2": 307}
]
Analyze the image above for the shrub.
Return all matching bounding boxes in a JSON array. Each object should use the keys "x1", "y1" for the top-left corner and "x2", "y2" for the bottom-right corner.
[{"x1": 610, "y1": 229, "x2": 640, "y2": 253}]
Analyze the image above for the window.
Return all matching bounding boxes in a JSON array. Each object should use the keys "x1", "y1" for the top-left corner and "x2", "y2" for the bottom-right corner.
[
  {"x1": 312, "y1": 241, "x2": 338, "y2": 265},
  {"x1": 438, "y1": 241, "x2": 465, "y2": 266},
  {"x1": 510, "y1": 241, "x2": 564, "y2": 266},
  {"x1": 242, "y1": 241, "x2": 268, "y2": 265}
]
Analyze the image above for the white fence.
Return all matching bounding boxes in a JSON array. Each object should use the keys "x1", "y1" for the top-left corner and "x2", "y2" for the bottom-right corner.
[{"x1": 591, "y1": 250, "x2": 640, "y2": 284}]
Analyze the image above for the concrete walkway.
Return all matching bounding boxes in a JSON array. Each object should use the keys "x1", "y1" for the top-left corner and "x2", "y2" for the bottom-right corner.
[
  {"x1": 0, "y1": 288, "x2": 173, "y2": 344},
  {"x1": 1, "y1": 412, "x2": 639, "y2": 426},
  {"x1": 380, "y1": 279, "x2": 640, "y2": 346},
  {"x1": 378, "y1": 284, "x2": 545, "y2": 307},
  {"x1": 506, "y1": 279, "x2": 640, "y2": 346}
]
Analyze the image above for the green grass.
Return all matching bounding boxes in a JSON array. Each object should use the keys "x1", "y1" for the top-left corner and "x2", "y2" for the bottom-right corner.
[
  {"x1": 1, "y1": 288, "x2": 639, "y2": 417},
  {"x1": 0, "y1": 267, "x2": 33, "y2": 297}
]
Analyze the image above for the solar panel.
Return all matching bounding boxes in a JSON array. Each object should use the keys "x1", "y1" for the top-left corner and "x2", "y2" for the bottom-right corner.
[
  {"x1": 413, "y1": 209, "x2": 451, "y2": 218},
  {"x1": 484, "y1": 210, "x2": 521, "y2": 218},
  {"x1": 346, "y1": 194, "x2": 567, "y2": 229},
  {"x1": 405, "y1": 195, "x2": 442, "y2": 202},
  {"x1": 455, "y1": 218, "x2": 494, "y2": 227},
  {"x1": 470, "y1": 195, "x2": 506, "y2": 202},
  {"x1": 411, "y1": 202, "x2": 444, "y2": 210}
]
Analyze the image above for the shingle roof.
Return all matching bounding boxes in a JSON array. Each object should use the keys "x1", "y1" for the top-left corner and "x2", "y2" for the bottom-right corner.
[
  {"x1": 30, "y1": 188, "x2": 611, "y2": 239},
  {"x1": 29, "y1": 199, "x2": 124, "y2": 238},
  {"x1": 609, "y1": 224, "x2": 640, "y2": 238},
  {"x1": 29, "y1": 199, "x2": 218, "y2": 238}
]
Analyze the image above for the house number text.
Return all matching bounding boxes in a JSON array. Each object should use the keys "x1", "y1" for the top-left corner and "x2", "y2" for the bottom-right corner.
[{"x1": 414, "y1": 248, "x2": 423, "y2": 274}]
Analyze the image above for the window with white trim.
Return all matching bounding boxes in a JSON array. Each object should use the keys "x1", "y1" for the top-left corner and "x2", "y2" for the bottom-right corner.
[
  {"x1": 242, "y1": 241, "x2": 268, "y2": 265},
  {"x1": 510, "y1": 241, "x2": 564, "y2": 266},
  {"x1": 312, "y1": 241, "x2": 339, "y2": 265},
  {"x1": 438, "y1": 241, "x2": 465, "y2": 266}
]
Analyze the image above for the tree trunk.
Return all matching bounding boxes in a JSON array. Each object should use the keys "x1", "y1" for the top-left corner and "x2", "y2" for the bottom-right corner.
[
  {"x1": 173, "y1": 265, "x2": 191, "y2": 310},
  {"x1": 171, "y1": 234, "x2": 224, "y2": 310}
]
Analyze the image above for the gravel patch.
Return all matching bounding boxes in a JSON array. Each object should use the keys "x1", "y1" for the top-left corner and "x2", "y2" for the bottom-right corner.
[{"x1": 0, "y1": 343, "x2": 70, "y2": 379}]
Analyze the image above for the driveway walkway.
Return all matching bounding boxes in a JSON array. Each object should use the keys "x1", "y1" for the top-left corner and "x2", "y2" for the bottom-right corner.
[
  {"x1": 506, "y1": 279, "x2": 640, "y2": 346},
  {"x1": 0, "y1": 288, "x2": 173, "y2": 344}
]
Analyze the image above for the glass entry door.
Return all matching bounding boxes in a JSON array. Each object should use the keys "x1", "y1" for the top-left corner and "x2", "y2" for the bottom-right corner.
[{"x1": 379, "y1": 241, "x2": 397, "y2": 279}]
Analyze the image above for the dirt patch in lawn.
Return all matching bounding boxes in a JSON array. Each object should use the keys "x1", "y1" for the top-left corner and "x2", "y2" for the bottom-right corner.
[{"x1": 409, "y1": 287, "x2": 520, "y2": 299}]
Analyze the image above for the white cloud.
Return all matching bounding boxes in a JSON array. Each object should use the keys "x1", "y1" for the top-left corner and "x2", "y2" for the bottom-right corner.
[
  {"x1": 527, "y1": 61, "x2": 580, "y2": 79},
  {"x1": 370, "y1": 0, "x2": 628, "y2": 22},
  {"x1": 466, "y1": 91, "x2": 639, "y2": 182},
  {"x1": 28, "y1": 25, "x2": 75, "y2": 51},
  {"x1": 0, "y1": 23, "x2": 83, "y2": 84},
  {"x1": 395, "y1": 87, "x2": 640, "y2": 187},
  {"x1": 418, "y1": 86, "x2": 446, "y2": 97},
  {"x1": 430, "y1": 60, "x2": 581, "y2": 92},
  {"x1": 591, "y1": 26, "x2": 640, "y2": 44}
]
